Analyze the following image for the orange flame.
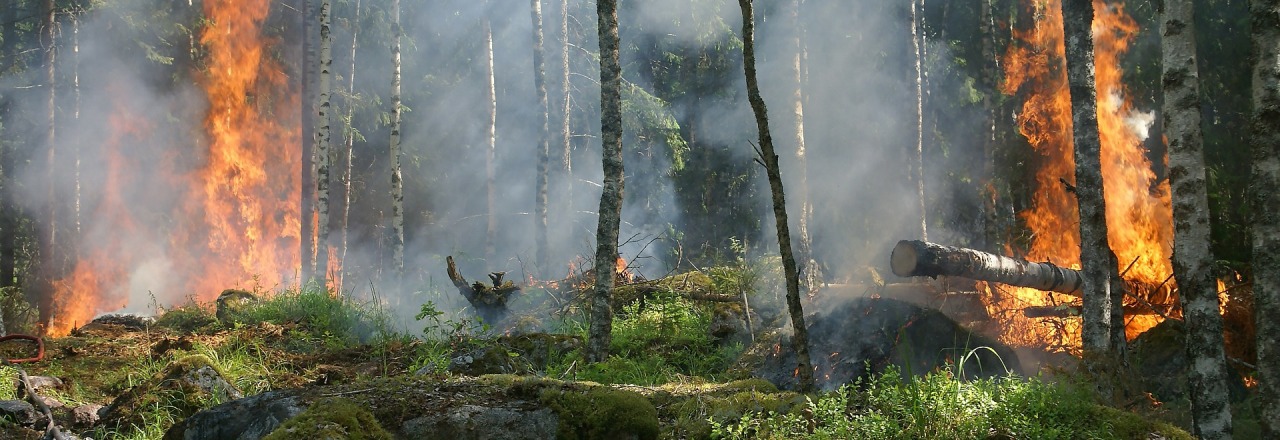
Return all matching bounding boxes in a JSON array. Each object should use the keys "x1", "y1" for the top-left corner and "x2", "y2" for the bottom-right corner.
[
  {"x1": 47, "y1": 0, "x2": 299, "y2": 336},
  {"x1": 988, "y1": 0, "x2": 1174, "y2": 351}
]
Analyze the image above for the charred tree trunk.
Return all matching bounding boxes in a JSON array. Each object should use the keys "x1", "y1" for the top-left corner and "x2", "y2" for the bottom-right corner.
[
  {"x1": 739, "y1": 0, "x2": 814, "y2": 393},
  {"x1": 588, "y1": 0, "x2": 623, "y2": 364},
  {"x1": 531, "y1": 0, "x2": 551, "y2": 275},
  {"x1": 1251, "y1": 0, "x2": 1280, "y2": 436},
  {"x1": 389, "y1": 0, "x2": 405, "y2": 277},
  {"x1": 1162, "y1": 1, "x2": 1233, "y2": 434},
  {"x1": 484, "y1": 18, "x2": 498, "y2": 266},
  {"x1": 314, "y1": 0, "x2": 334, "y2": 287},
  {"x1": 1062, "y1": 0, "x2": 1115, "y2": 361},
  {"x1": 891, "y1": 240, "x2": 1084, "y2": 295}
]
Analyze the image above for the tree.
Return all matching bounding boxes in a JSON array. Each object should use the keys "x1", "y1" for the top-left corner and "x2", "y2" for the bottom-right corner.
[
  {"x1": 484, "y1": 17, "x2": 497, "y2": 265},
  {"x1": 587, "y1": 0, "x2": 623, "y2": 364},
  {"x1": 314, "y1": 0, "x2": 334, "y2": 286},
  {"x1": 301, "y1": 0, "x2": 316, "y2": 284},
  {"x1": 336, "y1": 0, "x2": 362, "y2": 293},
  {"x1": 1061, "y1": 0, "x2": 1114, "y2": 362},
  {"x1": 558, "y1": 0, "x2": 572, "y2": 216},
  {"x1": 531, "y1": 0, "x2": 551, "y2": 274},
  {"x1": 389, "y1": 0, "x2": 405, "y2": 277},
  {"x1": 909, "y1": 0, "x2": 927, "y2": 241},
  {"x1": 38, "y1": 0, "x2": 57, "y2": 326},
  {"x1": 787, "y1": 0, "x2": 818, "y2": 294},
  {"x1": 738, "y1": 0, "x2": 815, "y2": 393},
  {"x1": 1162, "y1": 0, "x2": 1234, "y2": 437},
  {"x1": 1250, "y1": 0, "x2": 1280, "y2": 436}
]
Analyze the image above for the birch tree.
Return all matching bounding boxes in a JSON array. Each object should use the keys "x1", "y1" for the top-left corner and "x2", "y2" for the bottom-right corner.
[
  {"x1": 587, "y1": 0, "x2": 623, "y2": 363},
  {"x1": 389, "y1": 0, "x2": 405, "y2": 276},
  {"x1": 1250, "y1": 0, "x2": 1280, "y2": 436},
  {"x1": 909, "y1": 0, "x2": 927, "y2": 241},
  {"x1": 1162, "y1": 1, "x2": 1234, "y2": 437},
  {"x1": 301, "y1": 0, "x2": 316, "y2": 283},
  {"x1": 1062, "y1": 0, "x2": 1115, "y2": 363},
  {"x1": 739, "y1": 0, "x2": 815, "y2": 393},
  {"x1": 336, "y1": 0, "x2": 362, "y2": 293},
  {"x1": 314, "y1": 0, "x2": 334, "y2": 286},
  {"x1": 788, "y1": 0, "x2": 818, "y2": 294},
  {"x1": 531, "y1": 0, "x2": 552, "y2": 274},
  {"x1": 484, "y1": 17, "x2": 497, "y2": 265}
]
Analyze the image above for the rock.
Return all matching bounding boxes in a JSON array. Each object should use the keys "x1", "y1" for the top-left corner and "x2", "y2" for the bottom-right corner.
[
  {"x1": 0, "y1": 399, "x2": 42, "y2": 427},
  {"x1": 22, "y1": 376, "x2": 63, "y2": 393},
  {"x1": 99, "y1": 354, "x2": 243, "y2": 434},
  {"x1": 742, "y1": 297, "x2": 1022, "y2": 391},
  {"x1": 262, "y1": 398, "x2": 391, "y2": 440},
  {"x1": 1130, "y1": 319, "x2": 1248, "y2": 403},
  {"x1": 163, "y1": 390, "x2": 306, "y2": 440},
  {"x1": 89, "y1": 313, "x2": 155, "y2": 330},
  {"x1": 215, "y1": 289, "x2": 259, "y2": 325},
  {"x1": 71, "y1": 403, "x2": 103, "y2": 429},
  {"x1": 447, "y1": 346, "x2": 512, "y2": 376},
  {"x1": 399, "y1": 404, "x2": 557, "y2": 440}
]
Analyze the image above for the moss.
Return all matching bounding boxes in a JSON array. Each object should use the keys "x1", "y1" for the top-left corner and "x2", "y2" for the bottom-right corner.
[
  {"x1": 155, "y1": 303, "x2": 219, "y2": 334},
  {"x1": 659, "y1": 386, "x2": 803, "y2": 439},
  {"x1": 98, "y1": 354, "x2": 241, "y2": 434},
  {"x1": 263, "y1": 398, "x2": 392, "y2": 440},
  {"x1": 540, "y1": 386, "x2": 659, "y2": 440},
  {"x1": 1092, "y1": 405, "x2": 1195, "y2": 440}
]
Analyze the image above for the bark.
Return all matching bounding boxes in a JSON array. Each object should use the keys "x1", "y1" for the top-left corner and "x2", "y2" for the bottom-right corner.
[
  {"x1": 301, "y1": 0, "x2": 316, "y2": 283},
  {"x1": 909, "y1": 0, "x2": 927, "y2": 241},
  {"x1": 788, "y1": 0, "x2": 818, "y2": 294},
  {"x1": 1163, "y1": 2, "x2": 1234, "y2": 436},
  {"x1": 0, "y1": 1, "x2": 13, "y2": 287},
  {"x1": 314, "y1": 0, "x2": 334, "y2": 286},
  {"x1": 891, "y1": 240, "x2": 1084, "y2": 295},
  {"x1": 484, "y1": 18, "x2": 497, "y2": 265},
  {"x1": 38, "y1": 0, "x2": 57, "y2": 327},
  {"x1": 559, "y1": 0, "x2": 572, "y2": 205},
  {"x1": 738, "y1": 0, "x2": 814, "y2": 393},
  {"x1": 389, "y1": 0, "x2": 405, "y2": 276},
  {"x1": 1062, "y1": 0, "x2": 1114, "y2": 358},
  {"x1": 588, "y1": 0, "x2": 622, "y2": 364},
  {"x1": 337, "y1": 0, "x2": 361, "y2": 293},
  {"x1": 1250, "y1": 0, "x2": 1280, "y2": 436},
  {"x1": 979, "y1": 0, "x2": 999, "y2": 252},
  {"x1": 531, "y1": 0, "x2": 551, "y2": 275},
  {"x1": 71, "y1": 6, "x2": 80, "y2": 241}
]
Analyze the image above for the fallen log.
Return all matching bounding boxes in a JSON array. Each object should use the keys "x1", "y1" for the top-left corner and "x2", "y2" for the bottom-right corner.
[
  {"x1": 1022, "y1": 304, "x2": 1157, "y2": 319},
  {"x1": 891, "y1": 240, "x2": 1083, "y2": 295}
]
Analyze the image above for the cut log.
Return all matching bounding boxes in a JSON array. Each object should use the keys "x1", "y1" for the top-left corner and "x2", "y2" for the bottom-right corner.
[{"x1": 891, "y1": 240, "x2": 1083, "y2": 295}]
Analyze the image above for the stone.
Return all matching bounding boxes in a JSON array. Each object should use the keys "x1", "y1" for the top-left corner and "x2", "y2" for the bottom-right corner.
[
  {"x1": 163, "y1": 391, "x2": 306, "y2": 440},
  {"x1": 71, "y1": 403, "x2": 103, "y2": 429},
  {"x1": 0, "y1": 399, "x2": 42, "y2": 427},
  {"x1": 399, "y1": 404, "x2": 557, "y2": 440}
]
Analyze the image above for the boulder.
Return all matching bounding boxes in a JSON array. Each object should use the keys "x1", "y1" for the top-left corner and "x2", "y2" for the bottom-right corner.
[
  {"x1": 71, "y1": 403, "x2": 103, "y2": 429},
  {"x1": 99, "y1": 354, "x2": 243, "y2": 434},
  {"x1": 0, "y1": 399, "x2": 42, "y2": 427},
  {"x1": 399, "y1": 403, "x2": 557, "y2": 440},
  {"x1": 163, "y1": 390, "x2": 306, "y2": 440},
  {"x1": 263, "y1": 398, "x2": 391, "y2": 440}
]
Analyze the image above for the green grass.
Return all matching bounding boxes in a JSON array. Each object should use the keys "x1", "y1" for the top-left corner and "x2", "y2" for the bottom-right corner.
[{"x1": 709, "y1": 367, "x2": 1193, "y2": 440}]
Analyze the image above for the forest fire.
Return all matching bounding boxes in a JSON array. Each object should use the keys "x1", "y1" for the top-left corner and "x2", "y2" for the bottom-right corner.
[
  {"x1": 989, "y1": 0, "x2": 1174, "y2": 350},
  {"x1": 46, "y1": 0, "x2": 299, "y2": 336}
]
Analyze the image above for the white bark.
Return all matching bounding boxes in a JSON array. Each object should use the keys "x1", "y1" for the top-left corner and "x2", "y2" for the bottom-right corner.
[
  {"x1": 390, "y1": 0, "x2": 405, "y2": 276},
  {"x1": 314, "y1": 0, "x2": 334, "y2": 286}
]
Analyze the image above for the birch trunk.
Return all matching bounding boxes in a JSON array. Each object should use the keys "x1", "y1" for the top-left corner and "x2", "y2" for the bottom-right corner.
[
  {"x1": 588, "y1": 0, "x2": 623, "y2": 363},
  {"x1": 559, "y1": 0, "x2": 573, "y2": 223},
  {"x1": 788, "y1": 0, "x2": 818, "y2": 294},
  {"x1": 337, "y1": 0, "x2": 362, "y2": 293},
  {"x1": 389, "y1": 0, "x2": 405, "y2": 276},
  {"x1": 484, "y1": 18, "x2": 497, "y2": 265},
  {"x1": 1249, "y1": 0, "x2": 1280, "y2": 436},
  {"x1": 314, "y1": 0, "x2": 334, "y2": 286},
  {"x1": 739, "y1": 0, "x2": 814, "y2": 393},
  {"x1": 909, "y1": 0, "x2": 927, "y2": 241},
  {"x1": 301, "y1": 0, "x2": 316, "y2": 283},
  {"x1": 1062, "y1": 0, "x2": 1114, "y2": 360},
  {"x1": 531, "y1": 0, "x2": 551, "y2": 274}
]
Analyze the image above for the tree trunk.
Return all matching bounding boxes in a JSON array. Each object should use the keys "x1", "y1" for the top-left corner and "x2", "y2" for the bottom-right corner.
[
  {"x1": 39, "y1": 0, "x2": 57, "y2": 328},
  {"x1": 738, "y1": 0, "x2": 814, "y2": 393},
  {"x1": 788, "y1": 0, "x2": 818, "y2": 295},
  {"x1": 909, "y1": 0, "x2": 927, "y2": 241},
  {"x1": 337, "y1": 0, "x2": 362, "y2": 293},
  {"x1": 891, "y1": 239, "x2": 1084, "y2": 295},
  {"x1": 979, "y1": 0, "x2": 999, "y2": 252},
  {"x1": 71, "y1": 5, "x2": 80, "y2": 242},
  {"x1": 389, "y1": 0, "x2": 405, "y2": 277},
  {"x1": 558, "y1": 0, "x2": 573, "y2": 231},
  {"x1": 1250, "y1": 0, "x2": 1280, "y2": 436},
  {"x1": 1163, "y1": 2, "x2": 1234, "y2": 437},
  {"x1": 484, "y1": 17, "x2": 497, "y2": 265},
  {"x1": 588, "y1": 0, "x2": 622, "y2": 364},
  {"x1": 531, "y1": 0, "x2": 551, "y2": 275},
  {"x1": 301, "y1": 0, "x2": 316, "y2": 284},
  {"x1": 1062, "y1": 0, "x2": 1114, "y2": 360},
  {"x1": 314, "y1": 0, "x2": 334, "y2": 287}
]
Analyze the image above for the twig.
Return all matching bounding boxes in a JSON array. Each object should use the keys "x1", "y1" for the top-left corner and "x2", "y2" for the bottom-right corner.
[
  {"x1": 1118, "y1": 256, "x2": 1140, "y2": 278},
  {"x1": 321, "y1": 387, "x2": 375, "y2": 397}
]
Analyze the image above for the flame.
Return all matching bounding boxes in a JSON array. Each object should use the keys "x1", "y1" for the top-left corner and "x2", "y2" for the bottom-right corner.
[
  {"x1": 46, "y1": 0, "x2": 299, "y2": 336},
  {"x1": 988, "y1": 0, "x2": 1174, "y2": 351},
  {"x1": 615, "y1": 256, "x2": 634, "y2": 283}
]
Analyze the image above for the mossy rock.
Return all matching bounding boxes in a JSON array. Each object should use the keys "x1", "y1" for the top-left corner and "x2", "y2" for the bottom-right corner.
[
  {"x1": 263, "y1": 398, "x2": 392, "y2": 440},
  {"x1": 642, "y1": 378, "x2": 802, "y2": 439},
  {"x1": 156, "y1": 304, "x2": 219, "y2": 334},
  {"x1": 215, "y1": 289, "x2": 259, "y2": 325},
  {"x1": 539, "y1": 386, "x2": 658, "y2": 440},
  {"x1": 100, "y1": 354, "x2": 243, "y2": 434}
]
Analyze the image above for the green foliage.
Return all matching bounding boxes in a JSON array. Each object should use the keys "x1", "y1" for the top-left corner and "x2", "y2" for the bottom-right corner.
[
  {"x1": 154, "y1": 302, "x2": 219, "y2": 334},
  {"x1": 709, "y1": 367, "x2": 1194, "y2": 440},
  {"x1": 263, "y1": 398, "x2": 393, "y2": 440},
  {"x1": 229, "y1": 285, "x2": 393, "y2": 352},
  {"x1": 411, "y1": 300, "x2": 494, "y2": 375},
  {"x1": 540, "y1": 386, "x2": 660, "y2": 440},
  {"x1": 0, "y1": 287, "x2": 39, "y2": 335}
]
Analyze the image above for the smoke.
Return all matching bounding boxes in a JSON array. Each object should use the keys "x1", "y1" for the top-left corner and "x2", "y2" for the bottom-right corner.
[{"x1": 0, "y1": 0, "x2": 989, "y2": 332}]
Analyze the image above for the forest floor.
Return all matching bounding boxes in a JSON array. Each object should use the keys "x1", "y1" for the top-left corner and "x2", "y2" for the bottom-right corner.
[{"x1": 0, "y1": 265, "x2": 1246, "y2": 439}]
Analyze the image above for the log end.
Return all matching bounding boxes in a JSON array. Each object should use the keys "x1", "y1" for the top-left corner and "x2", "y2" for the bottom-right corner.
[{"x1": 890, "y1": 240, "x2": 921, "y2": 277}]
